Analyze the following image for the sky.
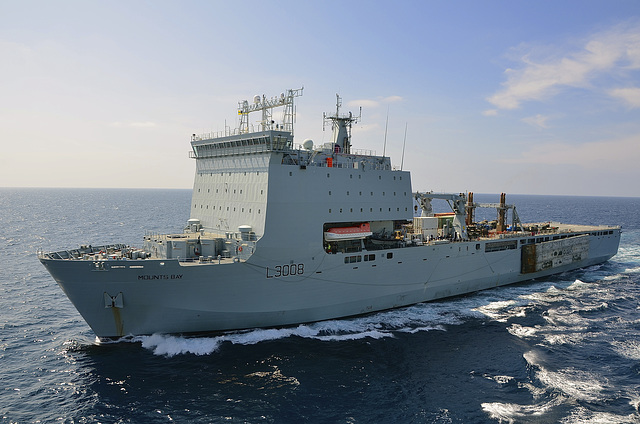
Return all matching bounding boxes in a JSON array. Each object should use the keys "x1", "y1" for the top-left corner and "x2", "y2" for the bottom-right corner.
[{"x1": 2, "y1": 0, "x2": 640, "y2": 196}]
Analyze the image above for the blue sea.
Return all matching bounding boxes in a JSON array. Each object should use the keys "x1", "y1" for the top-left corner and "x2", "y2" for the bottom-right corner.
[{"x1": 2, "y1": 188, "x2": 640, "y2": 423}]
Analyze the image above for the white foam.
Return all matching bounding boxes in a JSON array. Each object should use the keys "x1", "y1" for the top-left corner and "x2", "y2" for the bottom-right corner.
[
  {"x1": 507, "y1": 323, "x2": 538, "y2": 339},
  {"x1": 610, "y1": 340, "x2": 640, "y2": 360},
  {"x1": 482, "y1": 396, "x2": 564, "y2": 423},
  {"x1": 624, "y1": 266, "x2": 640, "y2": 274},
  {"x1": 559, "y1": 406, "x2": 640, "y2": 424},
  {"x1": 133, "y1": 319, "x2": 402, "y2": 357},
  {"x1": 535, "y1": 366, "x2": 610, "y2": 403},
  {"x1": 482, "y1": 374, "x2": 515, "y2": 385}
]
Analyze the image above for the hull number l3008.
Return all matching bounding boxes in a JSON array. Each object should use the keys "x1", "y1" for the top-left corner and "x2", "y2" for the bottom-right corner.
[{"x1": 266, "y1": 263, "x2": 304, "y2": 278}]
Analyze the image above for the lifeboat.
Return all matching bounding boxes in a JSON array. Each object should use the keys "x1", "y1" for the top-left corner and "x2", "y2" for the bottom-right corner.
[{"x1": 324, "y1": 223, "x2": 372, "y2": 241}]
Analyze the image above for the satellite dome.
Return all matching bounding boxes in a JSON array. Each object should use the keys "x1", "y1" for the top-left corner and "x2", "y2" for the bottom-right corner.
[{"x1": 302, "y1": 139, "x2": 314, "y2": 150}]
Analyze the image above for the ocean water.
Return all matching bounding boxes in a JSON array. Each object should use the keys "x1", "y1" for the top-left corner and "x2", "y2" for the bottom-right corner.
[{"x1": 1, "y1": 188, "x2": 640, "y2": 423}]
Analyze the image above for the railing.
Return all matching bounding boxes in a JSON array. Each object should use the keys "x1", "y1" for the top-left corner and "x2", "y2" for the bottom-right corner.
[{"x1": 192, "y1": 125, "x2": 259, "y2": 142}]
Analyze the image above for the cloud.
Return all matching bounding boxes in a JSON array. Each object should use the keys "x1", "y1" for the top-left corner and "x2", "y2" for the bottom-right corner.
[
  {"x1": 349, "y1": 99, "x2": 379, "y2": 108},
  {"x1": 348, "y1": 95, "x2": 403, "y2": 109},
  {"x1": 382, "y1": 95, "x2": 403, "y2": 103},
  {"x1": 609, "y1": 87, "x2": 640, "y2": 107},
  {"x1": 521, "y1": 114, "x2": 551, "y2": 129},
  {"x1": 482, "y1": 109, "x2": 499, "y2": 116},
  {"x1": 500, "y1": 133, "x2": 640, "y2": 167},
  {"x1": 487, "y1": 22, "x2": 640, "y2": 110}
]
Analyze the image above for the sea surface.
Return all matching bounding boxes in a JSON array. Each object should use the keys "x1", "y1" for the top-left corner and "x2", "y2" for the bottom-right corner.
[{"x1": 1, "y1": 188, "x2": 639, "y2": 423}]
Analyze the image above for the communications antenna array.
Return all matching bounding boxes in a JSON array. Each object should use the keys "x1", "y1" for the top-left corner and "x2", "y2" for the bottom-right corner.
[{"x1": 238, "y1": 87, "x2": 304, "y2": 134}]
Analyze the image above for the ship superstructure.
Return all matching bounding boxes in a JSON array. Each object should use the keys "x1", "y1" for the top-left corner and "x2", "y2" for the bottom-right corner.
[{"x1": 39, "y1": 89, "x2": 622, "y2": 339}]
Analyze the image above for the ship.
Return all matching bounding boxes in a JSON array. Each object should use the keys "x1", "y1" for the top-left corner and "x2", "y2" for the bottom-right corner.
[{"x1": 38, "y1": 88, "x2": 622, "y2": 339}]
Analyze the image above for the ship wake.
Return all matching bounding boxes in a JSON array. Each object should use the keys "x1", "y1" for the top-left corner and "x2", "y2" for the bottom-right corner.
[{"x1": 127, "y1": 298, "x2": 483, "y2": 356}]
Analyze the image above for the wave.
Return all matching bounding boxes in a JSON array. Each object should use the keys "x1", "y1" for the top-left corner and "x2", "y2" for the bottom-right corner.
[
  {"x1": 129, "y1": 300, "x2": 481, "y2": 357},
  {"x1": 482, "y1": 396, "x2": 565, "y2": 424}
]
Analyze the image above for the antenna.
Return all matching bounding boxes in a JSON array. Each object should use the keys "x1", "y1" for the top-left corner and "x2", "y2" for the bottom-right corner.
[
  {"x1": 382, "y1": 106, "x2": 389, "y2": 157},
  {"x1": 238, "y1": 87, "x2": 303, "y2": 134},
  {"x1": 401, "y1": 122, "x2": 407, "y2": 170}
]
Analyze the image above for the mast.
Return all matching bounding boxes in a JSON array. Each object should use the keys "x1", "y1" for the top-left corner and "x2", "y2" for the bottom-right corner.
[{"x1": 323, "y1": 94, "x2": 361, "y2": 154}]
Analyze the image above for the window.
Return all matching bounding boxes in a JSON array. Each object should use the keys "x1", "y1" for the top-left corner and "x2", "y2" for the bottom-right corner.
[{"x1": 387, "y1": 252, "x2": 393, "y2": 259}]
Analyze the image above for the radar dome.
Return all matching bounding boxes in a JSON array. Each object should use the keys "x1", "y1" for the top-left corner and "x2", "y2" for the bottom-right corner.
[{"x1": 302, "y1": 139, "x2": 314, "y2": 150}]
